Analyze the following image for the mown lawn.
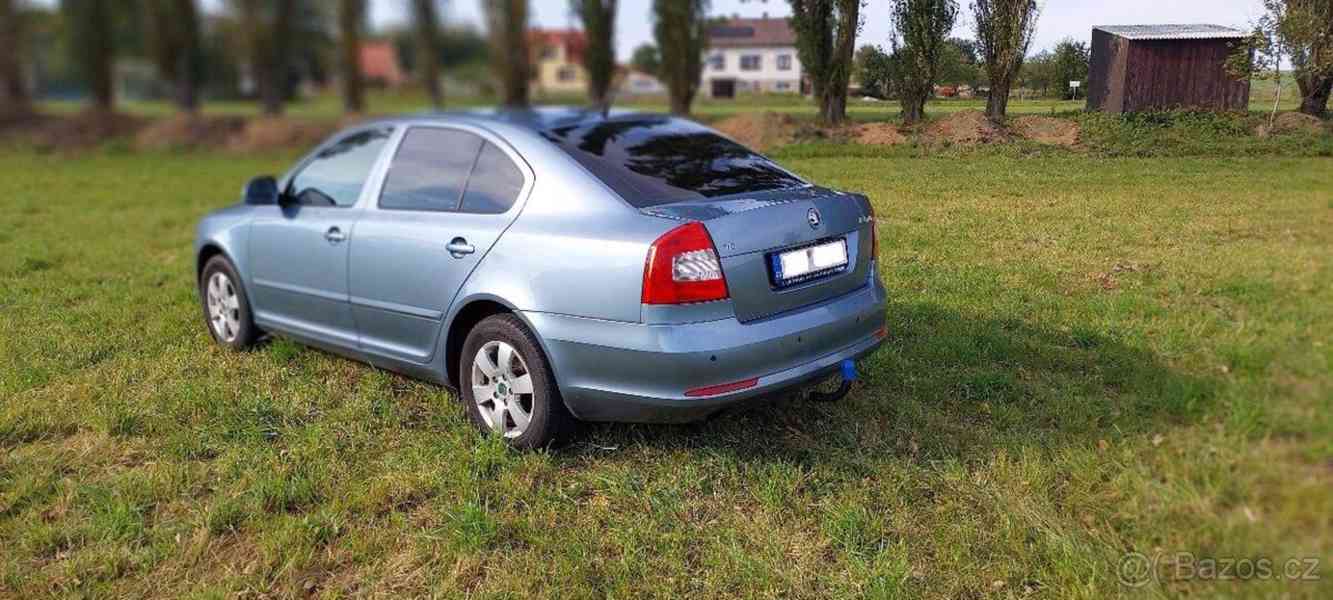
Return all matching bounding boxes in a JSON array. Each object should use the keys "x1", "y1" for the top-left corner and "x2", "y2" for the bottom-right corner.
[{"x1": 0, "y1": 146, "x2": 1330, "y2": 598}]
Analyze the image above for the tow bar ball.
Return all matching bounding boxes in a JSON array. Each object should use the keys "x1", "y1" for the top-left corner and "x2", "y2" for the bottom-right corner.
[{"x1": 808, "y1": 359, "x2": 857, "y2": 403}]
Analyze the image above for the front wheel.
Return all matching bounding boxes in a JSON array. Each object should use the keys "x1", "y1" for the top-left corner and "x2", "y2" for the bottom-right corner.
[
  {"x1": 460, "y1": 314, "x2": 573, "y2": 449},
  {"x1": 199, "y1": 256, "x2": 260, "y2": 350}
]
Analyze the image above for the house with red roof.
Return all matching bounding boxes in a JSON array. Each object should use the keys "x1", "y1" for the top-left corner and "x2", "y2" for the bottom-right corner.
[
  {"x1": 530, "y1": 29, "x2": 588, "y2": 96},
  {"x1": 359, "y1": 41, "x2": 405, "y2": 87}
]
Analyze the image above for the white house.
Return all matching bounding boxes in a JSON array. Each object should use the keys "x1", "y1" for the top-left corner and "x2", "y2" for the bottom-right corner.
[{"x1": 702, "y1": 17, "x2": 803, "y2": 99}]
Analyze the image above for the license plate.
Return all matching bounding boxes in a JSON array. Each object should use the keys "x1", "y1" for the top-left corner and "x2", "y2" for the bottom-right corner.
[{"x1": 771, "y1": 239, "x2": 848, "y2": 287}]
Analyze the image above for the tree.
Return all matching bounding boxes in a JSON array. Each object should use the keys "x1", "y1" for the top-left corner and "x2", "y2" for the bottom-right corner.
[
  {"x1": 789, "y1": 0, "x2": 862, "y2": 125},
  {"x1": 1249, "y1": 0, "x2": 1333, "y2": 117},
  {"x1": 573, "y1": 0, "x2": 617, "y2": 107},
  {"x1": 937, "y1": 37, "x2": 981, "y2": 87},
  {"x1": 971, "y1": 0, "x2": 1039, "y2": 122},
  {"x1": 412, "y1": 0, "x2": 445, "y2": 109},
  {"x1": 854, "y1": 44, "x2": 895, "y2": 98},
  {"x1": 62, "y1": 0, "x2": 115, "y2": 112},
  {"x1": 890, "y1": 0, "x2": 958, "y2": 124},
  {"x1": 652, "y1": 0, "x2": 708, "y2": 115},
  {"x1": 630, "y1": 43, "x2": 661, "y2": 77},
  {"x1": 232, "y1": 0, "x2": 298, "y2": 116},
  {"x1": 1050, "y1": 38, "x2": 1089, "y2": 99},
  {"x1": 0, "y1": 0, "x2": 31, "y2": 117},
  {"x1": 144, "y1": 0, "x2": 203, "y2": 113},
  {"x1": 338, "y1": 0, "x2": 365, "y2": 113},
  {"x1": 484, "y1": 0, "x2": 530, "y2": 107}
]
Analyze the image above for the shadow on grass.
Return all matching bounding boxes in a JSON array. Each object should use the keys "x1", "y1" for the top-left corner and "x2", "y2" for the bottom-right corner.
[{"x1": 572, "y1": 300, "x2": 1219, "y2": 464}]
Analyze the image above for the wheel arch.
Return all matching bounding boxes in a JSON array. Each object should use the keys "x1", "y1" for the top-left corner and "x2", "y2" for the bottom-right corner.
[
  {"x1": 196, "y1": 243, "x2": 232, "y2": 283},
  {"x1": 442, "y1": 296, "x2": 563, "y2": 394}
]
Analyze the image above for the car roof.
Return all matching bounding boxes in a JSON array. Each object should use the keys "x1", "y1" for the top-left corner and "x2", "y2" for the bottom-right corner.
[{"x1": 365, "y1": 106, "x2": 671, "y2": 134}]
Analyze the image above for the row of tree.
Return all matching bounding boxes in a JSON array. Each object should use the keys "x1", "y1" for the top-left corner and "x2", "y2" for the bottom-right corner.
[{"x1": 1, "y1": 0, "x2": 1330, "y2": 123}]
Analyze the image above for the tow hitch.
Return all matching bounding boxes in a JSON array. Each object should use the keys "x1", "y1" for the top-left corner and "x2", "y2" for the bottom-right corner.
[{"x1": 807, "y1": 359, "x2": 857, "y2": 403}]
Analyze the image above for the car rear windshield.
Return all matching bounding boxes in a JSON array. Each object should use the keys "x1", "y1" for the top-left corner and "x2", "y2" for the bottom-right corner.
[{"x1": 542, "y1": 117, "x2": 806, "y2": 208}]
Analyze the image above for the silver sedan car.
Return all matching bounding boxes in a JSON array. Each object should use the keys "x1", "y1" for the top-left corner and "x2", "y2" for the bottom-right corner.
[{"x1": 195, "y1": 108, "x2": 887, "y2": 448}]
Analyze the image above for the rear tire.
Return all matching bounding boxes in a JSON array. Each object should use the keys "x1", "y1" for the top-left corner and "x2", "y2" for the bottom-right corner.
[
  {"x1": 460, "y1": 314, "x2": 573, "y2": 449},
  {"x1": 199, "y1": 256, "x2": 260, "y2": 350}
]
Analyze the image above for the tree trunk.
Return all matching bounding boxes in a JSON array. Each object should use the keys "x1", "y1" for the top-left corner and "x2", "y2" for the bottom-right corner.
[
  {"x1": 83, "y1": 0, "x2": 115, "y2": 112},
  {"x1": 580, "y1": 0, "x2": 618, "y2": 109},
  {"x1": 339, "y1": 0, "x2": 365, "y2": 114},
  {"x1": 1297, "y1": 75, "x2": 1332, "y2": 118},
  {"x1": 174, "y1": 0, "x2": 200, "y2": 113},
  {"x1": 900, "y1": 94, "x2": 926, "y2": 124},
  {"x1": 0, "y1": 0, "x2": 30, "y2": 117},
  {"x1": 820, "y1": 0, "x2": 859, "y2": 126},
  {"x1": 486, "y1": 0, "x2": 530, "y2": 108},
  {"x1": 412, "y1": 0, "x2": 444, "y2": 109},
  {"x1": 986, "y1": 78, "x2": 1011, "y2": 122},
  {"x1": 256, "y1": 0, "x2": 296, "y2": 116},
  {"x1": 822, "y1": 89, "x2": 848, "y2": 125},
  {"x1": 669, "y1": 87, "x2": 694, "y2": 116}
]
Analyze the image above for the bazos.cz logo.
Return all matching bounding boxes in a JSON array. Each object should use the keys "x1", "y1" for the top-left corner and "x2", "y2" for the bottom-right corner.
[{"x1": 1117, "y1": 551, "x2": 1322, "y2": 588}]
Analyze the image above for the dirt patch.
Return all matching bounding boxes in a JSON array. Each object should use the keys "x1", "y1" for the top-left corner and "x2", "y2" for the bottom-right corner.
[
  {"x1": 226, "y1": 117, "x2": 336, "y2": 153},
  {"x1": 923, "y1": 110, "x2": 1008, "y2": 146},
  {"x1": 1256, "y1": 112, "x2": 1328, "y2": 137},
  {"x1": 712, "y1": 111, "x2": 802, "y2": 151},
  {"x1": 1010, "y1": 116, "x2": 1080, "y2": 147},
  {"x1": 134, "y1": 114, "x2": 247, "y2": 151},
  {"x1": 852, "y1": 122, "x2": 909, "y2": 146},
  {"x1": 14, "y1": 110, "x2": 147, "y2": 150}
]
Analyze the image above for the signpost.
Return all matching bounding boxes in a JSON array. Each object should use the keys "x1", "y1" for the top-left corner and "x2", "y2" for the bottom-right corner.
[{"x1": 1070, "y1": 80, "x2": 1082, "y2": 101}]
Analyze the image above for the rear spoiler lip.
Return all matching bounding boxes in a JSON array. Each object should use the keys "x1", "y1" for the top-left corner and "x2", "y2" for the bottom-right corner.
[{"x1": 639, "y1": 185, "x2": 856, "y2": 222}]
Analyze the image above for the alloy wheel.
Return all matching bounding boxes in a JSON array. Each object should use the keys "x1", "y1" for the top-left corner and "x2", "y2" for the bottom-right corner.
[{"x1": 470, "y1": 341, "x2": 535, "y2": 438}]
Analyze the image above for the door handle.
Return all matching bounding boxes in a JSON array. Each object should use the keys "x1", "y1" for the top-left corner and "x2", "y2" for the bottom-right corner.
[
  {"x1": 446, "y1": 237, "x2": 475, "y2": 258},
  {"x1": 324, "y1": 227, "x2": 346, "y2": 244}
]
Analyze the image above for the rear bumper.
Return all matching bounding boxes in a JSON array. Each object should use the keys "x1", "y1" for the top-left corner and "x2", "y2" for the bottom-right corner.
[{"x1": 522, "y1": 274, "x2": 888, "y2": 423}]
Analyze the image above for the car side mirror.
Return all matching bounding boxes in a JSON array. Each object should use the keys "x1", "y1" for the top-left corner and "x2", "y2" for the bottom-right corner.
[{"x1": 243, "y1": 176, "x2": 280, "y2": 206}]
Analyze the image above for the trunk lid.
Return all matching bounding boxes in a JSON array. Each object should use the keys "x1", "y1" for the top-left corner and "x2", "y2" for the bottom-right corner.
[{"x1": 642, "y1": 187, "x2": 875, "y2": 322}]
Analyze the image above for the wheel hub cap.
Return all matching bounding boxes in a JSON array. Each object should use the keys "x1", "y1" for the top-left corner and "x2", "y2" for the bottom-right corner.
[
  {"x1": 206, "y1": 272, "x2": 241, "y2": 343},
  {"x1": 470, "y1": 341, "x2": 534, "y2": 438}
]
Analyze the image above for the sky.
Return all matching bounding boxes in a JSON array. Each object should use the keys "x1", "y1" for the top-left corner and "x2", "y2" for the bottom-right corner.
[{"x1": 369, "y1": 0, "x2": 1271, "y2": 58}]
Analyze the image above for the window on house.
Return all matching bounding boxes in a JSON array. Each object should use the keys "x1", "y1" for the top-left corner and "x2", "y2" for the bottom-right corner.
[
  {"x1": 540, "y1": 46, "x2": 557, "y2": 60},
  {"x1": 776, "y1": 82, "x2": 791, "y2": 91},
  {"x1": 709, "y1": 54, "x2": 725, "y2": 70},
  {"x1": 557, "y1": 66, "x2": 578, "y2": 82},
  {"x1": 740, "y1": 55, "x2": 761, "y2": 71},
  {"x1": 777, "y1": 54, "x2": 792, "y2": 71}
]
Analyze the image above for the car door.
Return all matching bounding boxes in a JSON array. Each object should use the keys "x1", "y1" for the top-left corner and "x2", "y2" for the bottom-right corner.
[
  {"x1": 248, "y1": 127, "x2": 394, "y2": 348},
  {"x1": 348, "y1": 125, "x2": 531, "y2": 363}
]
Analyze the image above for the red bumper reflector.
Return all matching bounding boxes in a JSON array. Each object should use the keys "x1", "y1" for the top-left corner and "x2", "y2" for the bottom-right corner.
[
  {"x1": 685, "y1": 377, "x2": 759, "y2": 398},
  {"x1": 875, "y1": 327, "x2": 888, "y2": 339}
]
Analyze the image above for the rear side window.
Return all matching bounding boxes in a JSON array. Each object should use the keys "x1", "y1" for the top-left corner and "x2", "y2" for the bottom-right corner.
[
  {"x1": 460, "y1": 143, "x2": 525, "y2": 214},
  {"x1": 542, "y1": 117, "x2": 805, "y2": 208},
  {"x1": 288, "y1": 128, "x2": 392, "y2": 207},
  {"x1": 379, "y1": 128, "x2": 484, "y2": 212}
]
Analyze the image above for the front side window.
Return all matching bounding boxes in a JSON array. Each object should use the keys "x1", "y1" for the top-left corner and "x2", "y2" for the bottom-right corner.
[
  {"x1": 740, "y1": 55, "x2": 761, "y2": 71},
  {"x1": 379, "y1": 128, "x2": 484, "y2": 212},
  {"x1": 543, "y1": 117, "x2": 805, "y2": 208},
  {"x1": 287, "y1": 128, "x2": 392, "y2": 207}
]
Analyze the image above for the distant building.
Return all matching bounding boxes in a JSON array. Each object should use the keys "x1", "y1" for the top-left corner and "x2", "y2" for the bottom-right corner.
[
  {"x1": 703, "y1": 17, "x2": 803, "y2": 99},
  {"x1": 1087, "y1": 24, "x2": 1251, "y2": 113},
  {"x1": 530, "y1": 29, "x2": 588, "y2": 96},
  {"x1": 619, "y1": 69, "x2": 666, "y2": 96},
  {"x1": 360, "y1": 41, "x2": 405, "y2": 87}
]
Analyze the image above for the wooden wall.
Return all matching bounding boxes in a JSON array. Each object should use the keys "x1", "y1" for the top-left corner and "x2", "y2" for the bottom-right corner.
[{"x1": 1088, "y1": 32, "x2": 1250, "y2": 113}]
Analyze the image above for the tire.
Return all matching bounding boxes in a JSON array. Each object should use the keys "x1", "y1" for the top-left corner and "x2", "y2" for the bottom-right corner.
[
  {"x1": 459, "y1": 314, "x2": 574, "y2": 449},
  {"x1": 199, "y1": 255, "x2": 260, "y2": 350}
]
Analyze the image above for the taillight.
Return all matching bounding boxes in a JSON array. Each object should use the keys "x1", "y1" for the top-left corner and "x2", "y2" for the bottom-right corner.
[{"x1": 642, "y1": 222, "x2": 729, "y2": 305}]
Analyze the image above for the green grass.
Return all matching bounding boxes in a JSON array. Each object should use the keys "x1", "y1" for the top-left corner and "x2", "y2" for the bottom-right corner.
[
  {"x1": 38, "y1": 89, "x2": 1088, "y2": 122},
  {"x1": 1, "y1": 145, "x2": 1330, "y2": 598}
]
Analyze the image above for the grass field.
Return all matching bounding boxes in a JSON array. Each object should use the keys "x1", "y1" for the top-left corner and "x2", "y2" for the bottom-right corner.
[{"x1": 1, "y1": 144, "x2": 1330, "y2": 598}]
